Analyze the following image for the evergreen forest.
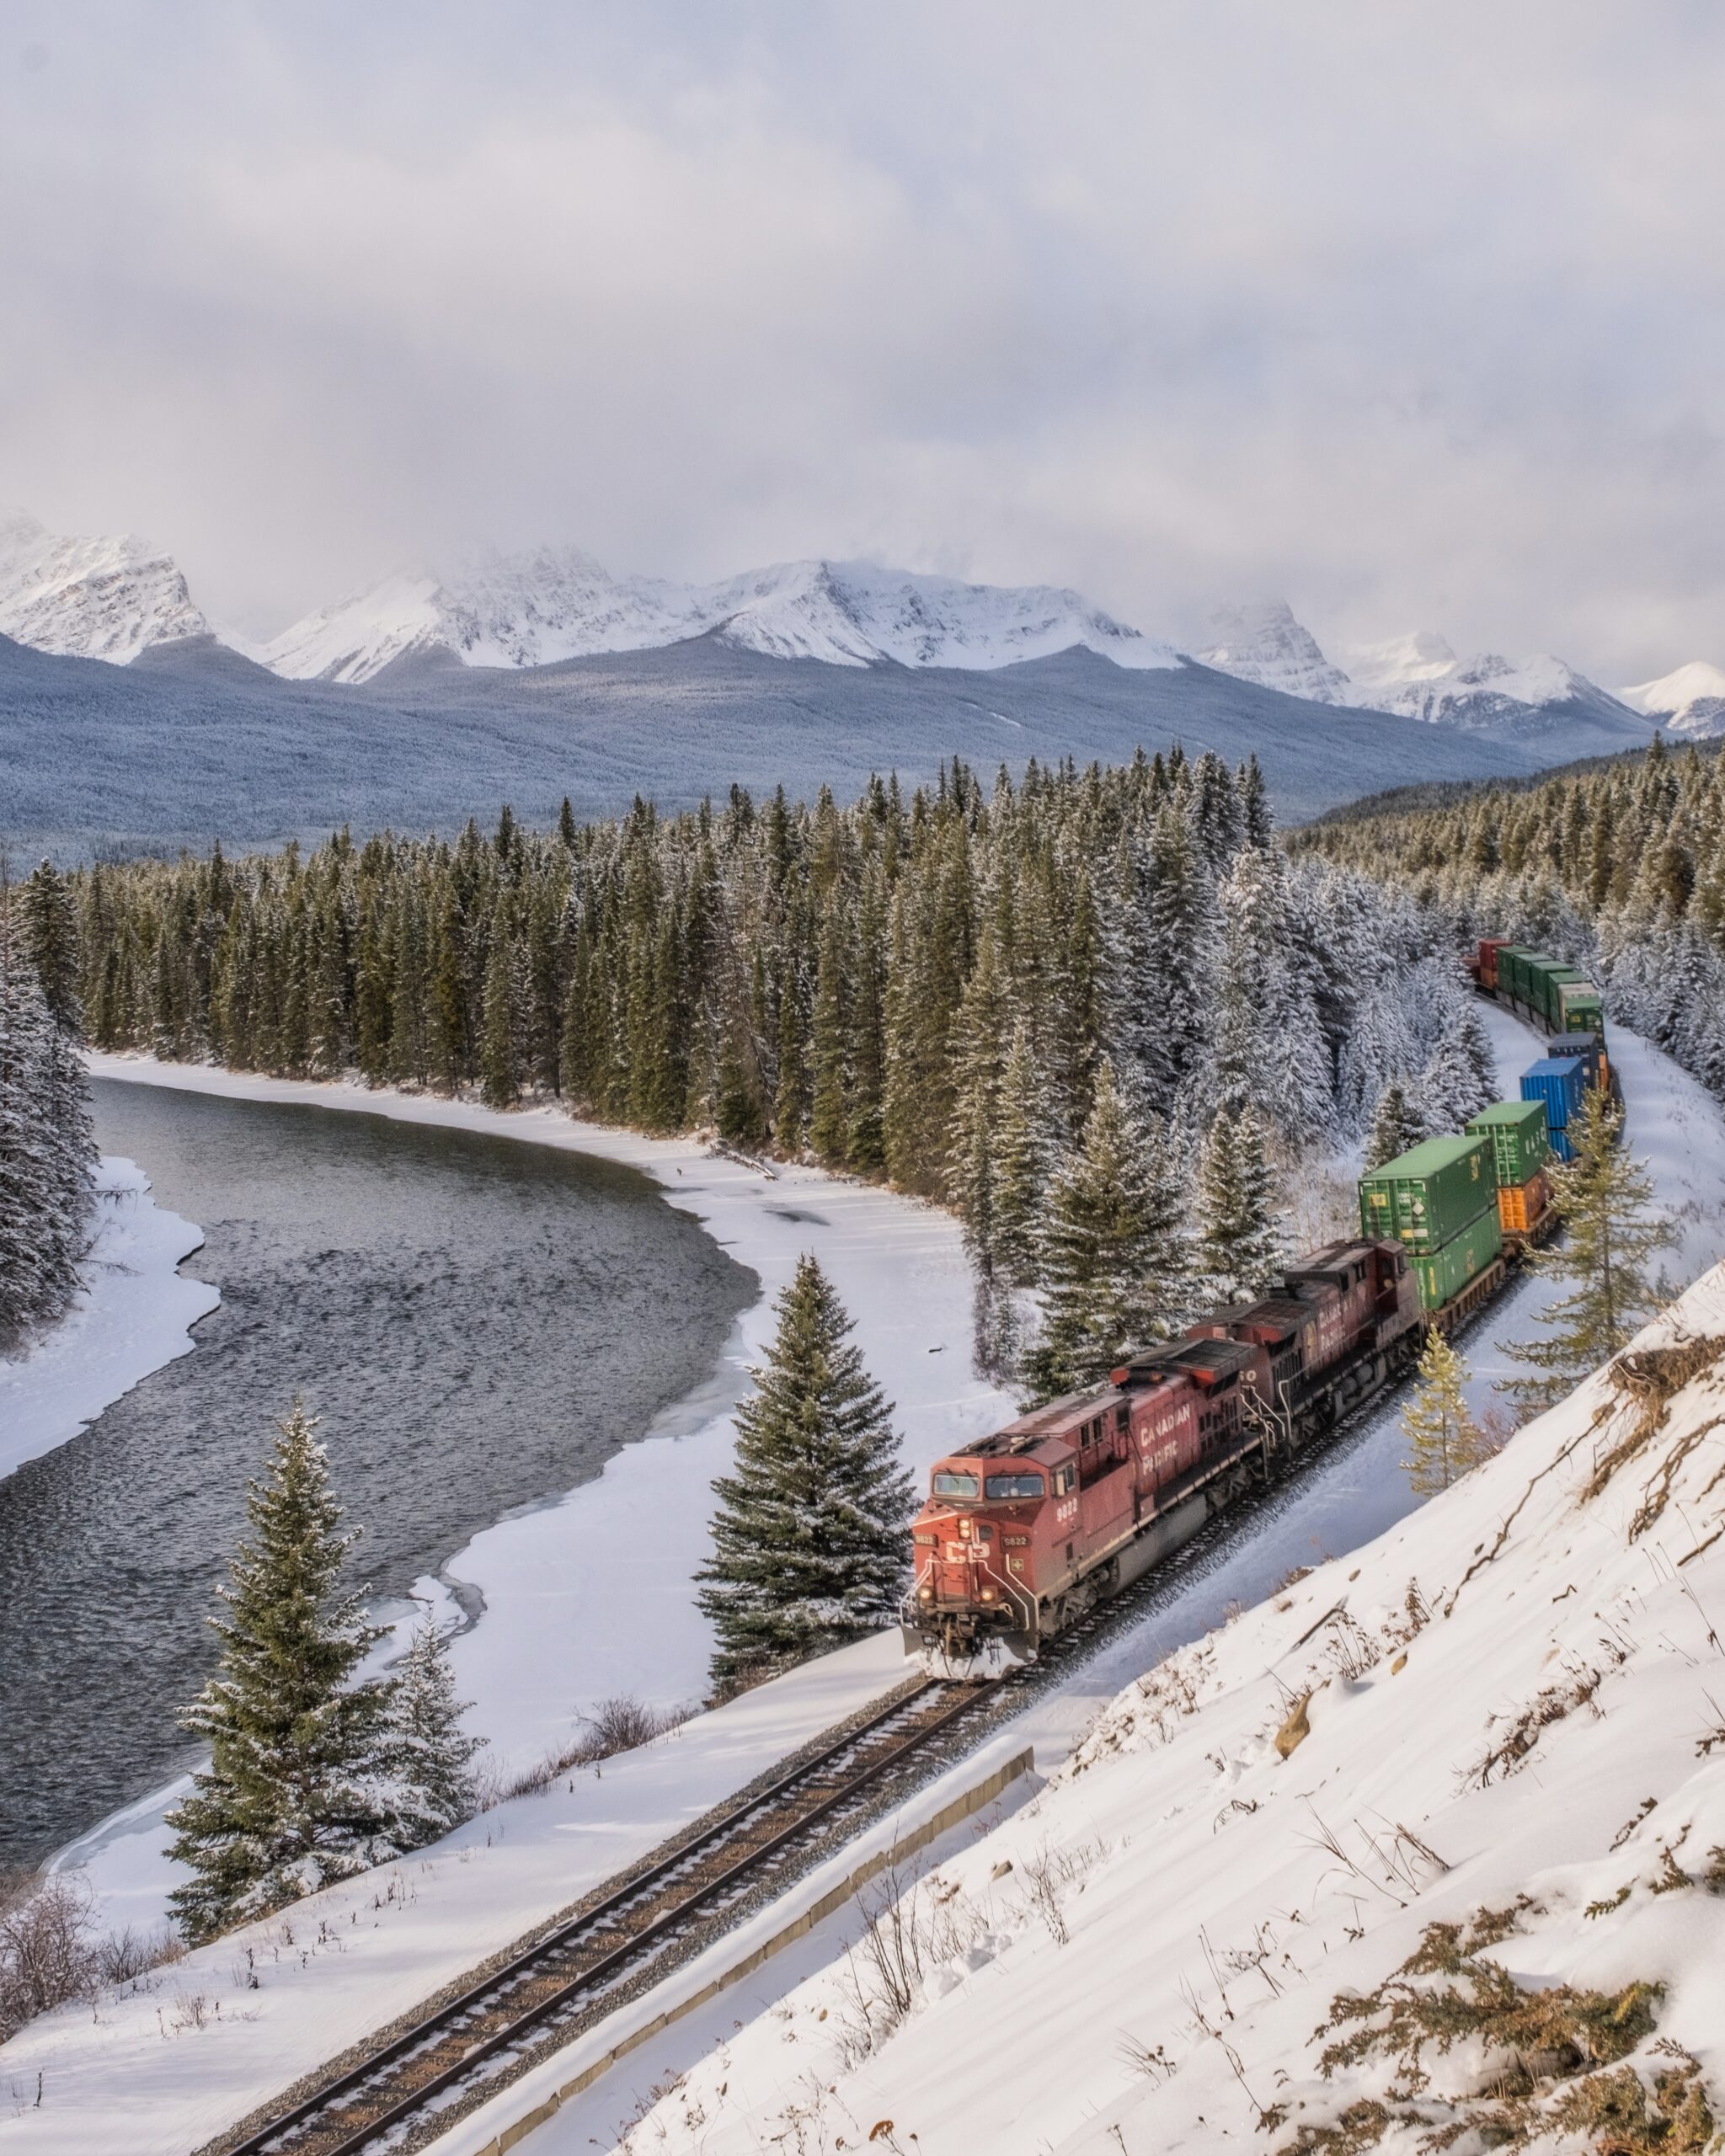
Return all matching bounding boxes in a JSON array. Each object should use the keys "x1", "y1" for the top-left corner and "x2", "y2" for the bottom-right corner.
[
  {"x1": 1294, "y1": 736, "x2": 1725, "y2": 1102},
  {"x1": 0, "y1": 862, "x2": 95, "y2": 1345},
  {"x1": 68, "y1": 750, "x2": 1498, "y2": 1383}
]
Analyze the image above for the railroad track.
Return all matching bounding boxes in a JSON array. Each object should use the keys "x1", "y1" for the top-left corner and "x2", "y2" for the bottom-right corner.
[{"x1": 223, "y1": 1678, "x2": 989, "y2": 2156}]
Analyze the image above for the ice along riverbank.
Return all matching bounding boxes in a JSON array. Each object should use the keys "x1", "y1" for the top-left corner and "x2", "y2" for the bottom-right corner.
[
  {"x1": 0, "y1": 1155, "x2": 218, "y2": 1485},
  {"x1": 66, "y1": 1054, "x2": 1017, "y2": 1932}
]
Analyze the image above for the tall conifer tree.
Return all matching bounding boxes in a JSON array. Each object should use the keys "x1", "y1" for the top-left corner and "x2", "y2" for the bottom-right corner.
[
  {"x1": 167, "y1": 1403, "x2": 393, "y2": 1940},
  {"x1": 1029, "y1": 1060, "x2": 1188, "y2": 1398},
  {"x1": 1193, "y1": 1102, "x2": 1284, "y2": 1306},
  {"x1": 697, "y1": 1256, "x2": 911, "y2": 1693},
  {"x1": 1501, "y1": 1091, "x2": 1674, "y2": 1409}
]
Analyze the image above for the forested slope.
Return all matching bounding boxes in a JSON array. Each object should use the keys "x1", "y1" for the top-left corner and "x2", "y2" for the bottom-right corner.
[
  {"x1": 72, "y1": 751, "x2": 1496, "y2": 1385},
  {"x1": 1294, "y1": 735, "x2": 1725, "y2": 1101}
]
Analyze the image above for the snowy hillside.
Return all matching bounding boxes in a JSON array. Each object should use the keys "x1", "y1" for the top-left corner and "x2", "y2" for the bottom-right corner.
[
  {"x1": 1623, "y1": 659, "x2": 1725, "y2": 739},
  {"x1": 588, "y1": 1273, "x2": 1725, "y2": 2156},
  {"x1": 0, "y1": 510, "x2": 207, "y2": 663},
  {"x1": 257, "y1": 551, "x2": 1183, "y2": 684}
]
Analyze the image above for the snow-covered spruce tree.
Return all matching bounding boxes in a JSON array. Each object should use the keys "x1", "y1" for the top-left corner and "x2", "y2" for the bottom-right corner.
[
  {"x1": 697, "y1": 1255, "x2": 913, "y2": 1695},
  {"x1": 1499, "y1": 1089, "x2": 1675, "y2": 1412},
  {"x1": 19, "y1": 859, "x2": 82, "y2": 1038},
  {"x1": 167, "y1": 1402, "x2": 394, "y2": 1942},
  {"x1": 380, "y1": 1616, "x2": 485, "y2": 1849},
  {"x1": 1366, "y1": 1080, "x2": 1424, "y2": 1171},
  {"x1": 1192, "y1": 1102, "x2": 1284, "y2": 1307},
  {"x1": 0, "y1": 898, "x2": 95, "y2": 1347},
  {"x1": 1027, "y1": 1060, "x2": 1188, "y2": 1400},
  {"x1": 991, "y1": 1021, "x2": 1052, "y2": 1292},
  {"x1": 1401, "y1": 1326, "x2": 1493, "y2": 1497}
]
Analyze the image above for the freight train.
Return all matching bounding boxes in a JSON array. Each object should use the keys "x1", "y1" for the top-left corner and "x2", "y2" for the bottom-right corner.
[{"x1": 902, "y1": 937, "x2": 1614, "y2": 1675}]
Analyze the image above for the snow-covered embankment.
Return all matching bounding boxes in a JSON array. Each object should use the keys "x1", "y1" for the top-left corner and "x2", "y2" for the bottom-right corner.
[
  {"x1": 575, "y1": 1267, "x2": 1725, "y2": 2156},
  {"x1": 0, "y1": 1156, "x2": 216, "y2": 1484}
]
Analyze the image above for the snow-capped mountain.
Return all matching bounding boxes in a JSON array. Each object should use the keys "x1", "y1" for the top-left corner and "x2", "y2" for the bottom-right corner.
[
  {"x1": 1196, "y1": 600, "x2": 1648, "y2": 737},
  {"x1": 257, "y1": 550, "x2": 1182, "y2": 685},
  {"x1": 1196, "y1": 600, "x2": 1359, "y2": 706},
  {"x1": 0, "y1": 510, "x2": 208, "y2": 663},
  {"x1": 1621, "y1": 659, "x2": 1725, "y2": 739},
  {"x1": 1343, "y1": 631, "x2": 1640, "y2": 732}
]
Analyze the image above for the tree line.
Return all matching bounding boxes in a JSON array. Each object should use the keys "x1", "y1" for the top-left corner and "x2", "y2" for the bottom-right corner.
[
  {"x1": 70, "y1": 749, "x2": 1495, "y2": 1390},
  {"x1": 1291, "y1": 734, "x2": 1725, "y2": 1104},
  {"x1": 1, "y1": 861, "x2": 95, "y2": 1347}
]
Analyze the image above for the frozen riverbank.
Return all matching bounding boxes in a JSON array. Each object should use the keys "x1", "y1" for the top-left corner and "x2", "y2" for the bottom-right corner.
[
  {"x1": 0, "y1": 1156, "x2": 217, "y2": 1485},
  {"x1": 67, "y1": 1056, "x2": 1017, "y2": 1934}
]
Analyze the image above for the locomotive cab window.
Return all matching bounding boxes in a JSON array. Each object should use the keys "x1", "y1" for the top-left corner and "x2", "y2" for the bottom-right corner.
[
  {"x1": 984, "y1": 1472, "x2": 1044, "y2": 1500},
  {"x1": 932, "y1": 1470, "x2": 980, "y2": 1498},
  {"x1": 1049, "y1": 1464, "x2": 1076, "y2": 1495}
]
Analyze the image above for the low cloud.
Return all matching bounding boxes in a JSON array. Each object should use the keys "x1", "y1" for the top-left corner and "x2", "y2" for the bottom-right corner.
[{"x1": 4, "y1": 3, "x2": 1724, "y2": 676}]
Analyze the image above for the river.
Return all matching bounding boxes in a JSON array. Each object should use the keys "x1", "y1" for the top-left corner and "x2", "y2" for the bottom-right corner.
[{"x1": 0, "y1": 1080, "x2": 755, "y2": 1870}]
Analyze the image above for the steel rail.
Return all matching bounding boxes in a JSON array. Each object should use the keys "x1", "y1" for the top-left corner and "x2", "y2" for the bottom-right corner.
[{"x1": 225, "y1": 1678, "x2": 985, "y2": 2156}]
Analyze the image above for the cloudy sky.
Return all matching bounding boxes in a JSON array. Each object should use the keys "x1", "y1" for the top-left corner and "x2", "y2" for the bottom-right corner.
[{"x1": 4, "y1": 2, "x2": 1724, "y2": 675}]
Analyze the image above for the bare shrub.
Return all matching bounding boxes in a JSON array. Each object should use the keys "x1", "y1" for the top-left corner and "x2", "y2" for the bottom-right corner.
[
  {"x1": 1014, "y1": 1835, "x2": 1108, "y2": 1946},
  {"x1": 0, "y1": 1870, "x2": 182, "y2": 2041},
  {"x1": 835, "y1": 1862, "x2": 987, "y2": 2068},
  {"x1": 477, "y1": 1693, "x2": 696, "y2": 1807}
]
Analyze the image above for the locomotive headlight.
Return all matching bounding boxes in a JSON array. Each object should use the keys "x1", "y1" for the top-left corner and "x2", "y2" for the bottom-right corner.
[
  {"x1": 980, "y1": 1587, "x2": 996, "y2": 1602},
  {"x1": 919, "y1": 1585, "x2": 934, "y2": 1602}
]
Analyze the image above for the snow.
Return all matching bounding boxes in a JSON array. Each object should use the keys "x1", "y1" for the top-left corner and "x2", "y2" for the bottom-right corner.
[
  {"x1": 1621, "y1": 659, "x2": 1725, "y2": 739},
  {"x1": 0, "y1": 1156, "x2": 218, "y2": 1484},
  {"x1": 1199, "y1": 608, "x2": 1645, "y2": 734},
  {"x1": 541, "y1": 1273, "x2": 1725, "y2": 2156},
  {"x1": 1343, "y1": 633, "x2": 1635, "y2": 728},
  {"x1": 1196, "y1": 601, "x2": 1361, "y2": 707},
  {"x1": 52, "y1": 1055, "x2": 1015, "y2": 1939},
  {"x1": 0, "y1": 510, "x2": 208, "y2": 664},
  {"x1": 10, "y1": 1011, "x2": 1722, "y2": 2150},
  {"x1": 0, "y1": 1634, "x2": 933, "y2": 2154},
  {"x1": 254, "y1": 550, "x2": 1182, "y2": 684}
]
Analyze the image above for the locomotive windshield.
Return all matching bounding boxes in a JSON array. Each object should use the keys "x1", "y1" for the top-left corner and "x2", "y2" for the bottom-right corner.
[
  {"x1": 932, "y1": 1470, "x2": 981, "y2": 1497},
  {"x1": 984, "y1": 1472, "x2": 1044, "y2": 1499}
]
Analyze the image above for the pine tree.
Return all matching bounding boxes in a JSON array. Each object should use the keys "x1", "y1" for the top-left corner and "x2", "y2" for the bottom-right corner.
[
  {"x1": 697, "y1": 1255, "x2": 912, "y2": 1693},
  {"x1": 19, "y1": 860, "x2": 82, "y2": 1037},
  {"x1": 166, "y1": 1402, "x2": 393, "y2": 1941},
  {"x1": 1366, "y1": 1080, "x2": 1423, "y2": 1170},
  {"x1": 1193, "y1": 1102, "x2": 1284, "y2": 1306},
  {"x1": 1400, "y1": 1326, "x2": 1493, "y2": 1497},
  {"x1": 1500, "y1": 1090, "x2": 1675, "y2": 1410},
  {"x1": 0, "y1": 894, "x2": 94, "y2": 1344},
  {"x1": 380, "y1": 1616, "x2": 484, "y2": 1849},
  {"x1": 991, "y1": 1022, "x2": 1050, "y2": 1290},
  {"x1": 480, "y1": 915, "x2": 518, "y2": 1107},
  {"x1": 1029, "y1": 1060, "x2": 1188, "y2": 1398}
]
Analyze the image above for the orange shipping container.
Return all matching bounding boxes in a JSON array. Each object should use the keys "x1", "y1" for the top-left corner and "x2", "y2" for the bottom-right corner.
[{"x1": 1498, "y1": 1171, "x2": 1550, "y2": 1235}]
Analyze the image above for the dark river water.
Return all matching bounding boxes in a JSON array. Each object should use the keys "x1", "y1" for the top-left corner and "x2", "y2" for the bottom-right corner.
[{"x1": 0, "y1": 1081, "x2": 755, "y2": 1869}]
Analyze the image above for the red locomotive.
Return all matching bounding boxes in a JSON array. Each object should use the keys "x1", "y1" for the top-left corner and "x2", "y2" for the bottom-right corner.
[{"x1": 903, "y1": 1239, "x2": 1422, "y2": 1673}]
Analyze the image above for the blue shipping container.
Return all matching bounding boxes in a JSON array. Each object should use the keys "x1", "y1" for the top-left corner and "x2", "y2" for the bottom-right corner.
[
  {"x1": 1521, "y1": 1056, "x2": 1586, "y2": 1132},
  {"x1": 1549, "y1": 1127, "x2": 1576, "y2": 1164}
]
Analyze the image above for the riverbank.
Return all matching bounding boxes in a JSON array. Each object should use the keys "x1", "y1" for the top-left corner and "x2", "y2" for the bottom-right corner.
[
  {"x1": 11, "y1": 1017, "x2": 1724, "y2": 2150},
  {"x1": 0, "y1": 1156, "x2": 218, "y2": 1484},
  {"x1": 67, "y1": 1054, "x2": 1017, "y2": 1935}
]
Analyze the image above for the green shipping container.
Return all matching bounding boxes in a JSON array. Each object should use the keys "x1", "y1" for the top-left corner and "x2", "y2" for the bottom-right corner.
[
  {"x1": 1527, "y1": 958, "x2": 1581, "y2": 1027},
  {"x1": 1466, "y1": 1100, "x2": 1551, "y2": 1187},
  {"x1": 1358, "y1": 1134, "x2": 1497, "y2": 1254},
  {"x1": 1557, "y1": 981, "x2": 1605, "y2": 1038},
  {"x1": 1411, "y1": 1206, "x2": 1503, "y2": 1314},
  {"x1": 1500, "y1": 947, "x2": 1538, "y2": 1006}
]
